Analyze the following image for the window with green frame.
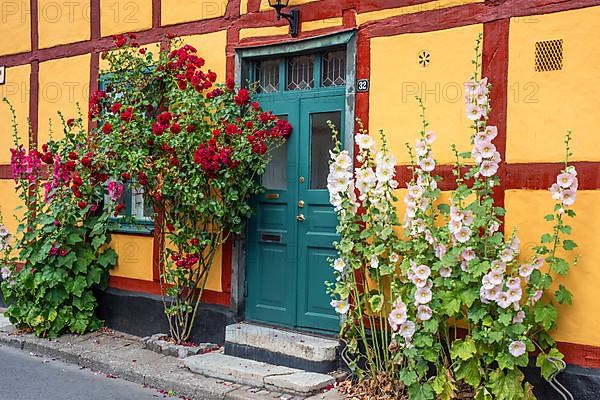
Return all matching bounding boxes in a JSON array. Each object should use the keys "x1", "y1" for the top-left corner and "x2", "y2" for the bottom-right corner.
[
  {"x1": 99, "y1": 74, "x2": 155, "y2": 235},
  {"x1": 244, "y1": 48, "x2": 347, "y2": 93}
]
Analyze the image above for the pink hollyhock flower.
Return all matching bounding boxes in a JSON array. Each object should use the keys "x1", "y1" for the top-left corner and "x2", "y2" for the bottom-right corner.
[
  {"x1": 507, "y1": 277, "x2": 521, "y2": 289},
  {"x1": 418, "y1": 157, "x2": 435, "y2": 172},
  {"x1": 424, "y1": 131, "x2": 437, "y2": 145},
  {"x1": 415, "y1": 140, "x2": 428, "y2": 157},
  {"x1": 533, "y1": 257, "x2": 544, "y2": 269},
  {"x1": 482, "y1": 275, "x2": 495, "y2": 290},
  {"x1": 506, "y1": 286, "x2": 523, "y2": 303},
  {"x1": 529, "y1": 290, "x2": 543, "y2": 305},
  {"x1": 496, "y1": 292, "x2": 512, "y2": 309},
  {"x1": 550, "y1": 183, "x2": 562, "y2": 200},
  {"x1": 561, "y1": 189, "x2": 576, "y2": 206},
  {"x1": 462, "y1": 211, "x2": 474, "y2": 226},
  {"x1": 450, "y1": 206, "x2": 464, "y2": 222},
  {"x1": 388, "y1": 308, "x2": 407, "y2": 331},
  {"x1": 439, "y1": 266, "x2": 452, "y2": 278},
  {"x1": 399, "y1": 321, "x2": 416, "y2": 340},
  {"x1": 485, "y1": 126, "x2": 498, "y2": 140},
  {"x1": 476, "y1": 141, "x2": 496, "y2": 158},
  {"x1": 107, "y1": 181, "x2": 124, "y2": 201},
  {"x1": 462, "y1": 247, "x2": 476, "y2": 261},
  {"x1": 519, "y1": 264, "x2": 534, "y2": 278},
  {"x1": 435, "y1": 244, "x2": 447, "y2": 258},
  {"x1": 414, "y1": 265, "x2": 431, "y2": 280},
  {"x1": 454, "y1": 226, "x2": 472, "y2": 243},
  {"x1": 412, "y1": 277, "x2": 428, "y2": 288},
  {"x1": 500, "y1": 248, "x2": 515, "y2": 263},
  {"x1": 466, "y1": 103, "x2": 483, "y2": 120},
  {"x1": 513, "y1": 310, "x2": 526, "y2": 324},
  {"x1": 479, "y1": 161, "x2": 499, "y2": 177},
  {"x1": 557, "y1": 173, "x2": 575, "y2": 189},
  {"x1": 508, "y1": 340, "x2": 526, "y2": 357},
  {"x1": 417, "y1": 305, "x2": 433, "y2": 321},
  {"x1": 489, "y1": 268, "x2": 504, "y2": 286},
  {"x1": 414, "y1": 287, "x2": 432, "y2": 305}
]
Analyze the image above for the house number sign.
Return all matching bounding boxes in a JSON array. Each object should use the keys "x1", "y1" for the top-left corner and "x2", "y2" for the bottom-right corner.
[{"x1": 356, "y1": 79, "x2": 369, "y2": 92}]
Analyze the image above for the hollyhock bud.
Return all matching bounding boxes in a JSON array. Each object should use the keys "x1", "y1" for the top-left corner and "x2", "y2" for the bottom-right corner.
[
  {"x1": 111, "y1": 102, "x2": 122, "y2": 113},
  {"x1": 102, "y1": 123, "x2": 112, "y2": 134},
  {"x1": 67, "y1": 118, "x2": 75, "y2": 127}
]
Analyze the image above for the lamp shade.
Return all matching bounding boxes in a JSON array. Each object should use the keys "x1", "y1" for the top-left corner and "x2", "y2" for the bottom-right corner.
[{"x1": 268, "y1": 0, "x2": 290, "y2": 7}]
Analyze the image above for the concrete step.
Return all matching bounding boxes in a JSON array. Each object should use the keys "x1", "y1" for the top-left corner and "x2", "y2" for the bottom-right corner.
[
  {"x1": 224, "y1": 323, "x2": 339, "y2": 373},
  {"x1": 184, "y1": 351, "x2": 336, "y2": 396}
]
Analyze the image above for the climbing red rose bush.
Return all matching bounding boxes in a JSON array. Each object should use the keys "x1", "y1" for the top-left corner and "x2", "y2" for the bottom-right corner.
[
  {"x1": 91, "y1": 35, "x2": 290, "y2": 342},
  {"x1": 328, "y1": 38, "x2": 578, "y2": 400}
]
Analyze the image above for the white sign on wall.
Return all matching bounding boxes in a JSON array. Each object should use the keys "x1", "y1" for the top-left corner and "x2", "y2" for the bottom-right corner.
[{"x1": 0, "y1": 66, "x2": 5, "y2": 85}]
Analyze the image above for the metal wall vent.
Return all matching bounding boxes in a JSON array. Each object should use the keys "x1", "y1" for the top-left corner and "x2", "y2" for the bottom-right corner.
[{"x1": 535, "y1": 39, "x2": 563, "y2": 72}]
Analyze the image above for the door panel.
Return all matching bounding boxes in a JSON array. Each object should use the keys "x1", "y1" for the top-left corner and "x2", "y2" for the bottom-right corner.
[
  {"x1": 246, "y1": 103, "x2": 300, "y2": 327},
  {"x1": 295, "y1": 96, "x2": 345, "y2": 332}
]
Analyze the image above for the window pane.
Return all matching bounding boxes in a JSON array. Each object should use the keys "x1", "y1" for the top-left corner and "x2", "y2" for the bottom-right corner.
[
  {"x1": 254, "y1": 59, "x2": 280, "y2": 93},
  {"x1": 310, "y1": 112, "x2": 341, "y2": 189},
  {"x1": 132, "y1": 186, "x2": 153, "y2": 221},
  {"x1": 287, "y1": 55, "x2": 314, "y2": 91},
  {"x1": 322, "y1": 50, "x2": 346, "y2": 87},
  {"x1": 262, "y1": 115, "x2": 289, "y2": 190}
]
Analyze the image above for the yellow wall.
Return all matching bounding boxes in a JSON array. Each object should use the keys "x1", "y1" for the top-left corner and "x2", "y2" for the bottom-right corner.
[
  {"x1": 0, "y1": 64, "x2": 30, "y2": 163},
  {"x1": 38, "y1": 54, "x2": 91, "y2": 145},
  {"x1": 109, "y1": 234, "x2": 154, "y2": 280},
  {"x1": 505, "y1": 190, "x2": 600, "y2": 347},
  {"x1": 0, "y1": 181, "x2": 22, "y2": 238},
  {"x1": 180, "y1": 30, "x2": 227, "y2": 82},
  {"x1": 239, "y1": 25, "x2": 287, "y2": 40},
  {"x1": 507, "y1": 6, "x2": 600, "y2": 163},
  {"x1": 370, "y1": 24, "x2": 483, "y2": 164},
  {"x1": 0, "y1": 0, "x2": 31, "y2": 55},
  {"x1": 258, "y1": 0, "x2": 317, "y2": 11},
  {"x1": 161, "y1": 0, "x2": 227, "y2": 25},
  {"x1": 38, "y1": 0, "x2": 90, "y2": 48},
  {"x1": 357, "y1": 0, "x2": 483, "y2": 26},
  {"x1": 100, "y1": 0, "x2": 152, "y2": 36},
  {"x1": 301, "y1": 17, "x2": 342, "y2": 32}
]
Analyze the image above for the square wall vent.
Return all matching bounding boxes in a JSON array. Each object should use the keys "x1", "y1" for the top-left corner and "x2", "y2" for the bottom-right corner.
[{"x1": 535, "y1": 39, "x2": 563, "y2": 72}]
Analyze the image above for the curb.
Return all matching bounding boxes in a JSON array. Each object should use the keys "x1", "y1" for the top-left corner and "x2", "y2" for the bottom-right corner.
[{"x1": 0, "y1": 320, "x2": 341, "y2": 400}]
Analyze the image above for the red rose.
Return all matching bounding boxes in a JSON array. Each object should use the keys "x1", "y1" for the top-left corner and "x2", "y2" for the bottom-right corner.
[
  {"x1": 121, "y1": 172, "x2": 131, "y2": 181},
  {"x1": 81, "y1": 156, "x2": 92, "y2": 167},
  {"x1": 72, "y1": 176, "x2": 83, "y2": 186},
  {"x1": 234, "y1": 88, "x2": 250, "y2": 106},
  {"x1": 245, "y1": 121, "x2": 253, "y2": 130},
  {"x1": 77, "y1": 201, "x2": 87, "y2": 209},
  {"x1": 225, "y1": 124, "x2": 239, "y2": 136},
  {"x1": 190, "y1": 238, "x2": 199, "y2": 246},
  {"x1": 138, "y1": 172, "x2": 148, "y2": 186},
  {"x1": 170, "y1": 123, "x2": 181, "y2": 134},
  {"x1": 68, "y1": 151, "x2": 78, "y2": 160},
  {"x1": 186, "y1": 125, "x2": 196, "y2": 133},
  {"x1": 139, "y1": 48, "x2": 146, "y2": 55},
  {"x1": 120, "y1": 107, "x2": 133, "y2": 122},
  {"x1": 157, "y1": 112, "x2": 171, "y2": 125},
  {"x1": 114, "y1": 203, "x2": 125, "y2": 216},
  {"x1": 111, "y1": 102, "x2": 122, "y2": 113},
  {"x1": 102, "y1": 123, "x2": 112, "y2": 134},
  {"x1": 226, "y1": 78, "x2": 235, "y2": 91},
  {"x1": 252, "y1": 102, "x2": 260, "y2": 111},
  {"x1": 65, "y1": 160, "x2": 76, "y2": 170},
  {"x1": 151, "y1": 122, "x2": 165, "y2": 136},
  {"x1": 207, "y1": 71, "x2": 217, "y2": 82},
  {"x1": 167, "y1": 223, "x2": 175, "y2": 231},
  {"x1": 170, "y1": 157, "x2": 179, "y2": 166}
]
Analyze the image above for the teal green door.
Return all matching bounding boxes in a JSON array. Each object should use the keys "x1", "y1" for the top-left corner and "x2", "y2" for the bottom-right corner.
[{"x1": 246, "y1": 93, "x2": 345, "y2": 333}]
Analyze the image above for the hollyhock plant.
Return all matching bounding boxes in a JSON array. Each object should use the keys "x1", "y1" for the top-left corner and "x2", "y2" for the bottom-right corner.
[{"x1": 328, "y1": 35, "x2": 579, "y2": 400}]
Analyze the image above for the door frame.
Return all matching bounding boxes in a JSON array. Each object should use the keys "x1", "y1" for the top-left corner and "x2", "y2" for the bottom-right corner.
[{"x1": 230, "y1": 31, "x2": 358, "y2": 322}]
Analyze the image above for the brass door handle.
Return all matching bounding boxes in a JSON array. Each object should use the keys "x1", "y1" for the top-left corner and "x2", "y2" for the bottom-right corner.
[
  {"x1": 296, "y1": 214, "x2": 306, "y2": 222},
  {"x1": 298, "y1": 200, "x2": 305, "y2": 208}
]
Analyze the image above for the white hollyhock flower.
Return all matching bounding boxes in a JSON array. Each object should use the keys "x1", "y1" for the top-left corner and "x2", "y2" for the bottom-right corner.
[
  {"x1": 1, "y1": 266, "x2": 10, "y2": 279},
  {"x1": 506, "y1": 277, "x2": 521, "y2": 289},
  {"x1": 0, "y1": 225, "x2": 9, "y2": 237},
  {"x1": 388, "y1": 307, "x2": 407, "y2": 331},
  {"x1": 496, "y1": 292, "x2": 512, "y2": 309},
  {"x1": 333, "y1": 258, "x2": 346, "y2": 273},
  {"x1": 424, "y1": 131, "x2": 437, "y2": 145},
  {"x1": 466, "y1": 103, "x2": 483, "y2": 120},
  {"x1": 414, "y1": 287, "x2": 432, "y2": 304},
  {"x1": 508, "y1": 340, "x2": 527, "y2": 357},
  {"x1": 500, "y1": 248, "x2": 515, "y2": 263},
  {"x1": 561, "y1": 189, "x2": 576, "y2": 206},
  {"x1": 519, "y1": 264, "x2": 534, "y2": 278},
  {"x1": 399, "y1": 320, "x2": 416, "y2": 340},
  {"x1": 370, "y1": 255, "x2": 379, "y2": 269},
  {"x1": 356, "y1": 134, "x2": 374, "y2": 151},
  {"x1": 476, "y1": 140, "x2": 497, "y2": 159},
  {"x1": 462, "y1": 247, "x2": 476, "y2": 261},
  {"x1": 513, "y1": 310, "x2": 525, "y2": 324},
  {"x1": 417, "y1": 305, "x2": 433, "y2": 321},
  {"x1": 439, "y1": 266, "x2": 452, "y2": 278},
  {"x1": 557, "y1": 172, "x2": 575, "y2": 189},
  {"x1": 454, "y1": 226, "x2": 472, "y2": 243},
  {"x1": 375, "y1": 151, "x2": 396, "y2": 169},
  {"x1": 330, "y1": 299, "x2": 349, "y2": 314},
  {"x1": 415, "y1": 139, "x2": 428, "y2": 157},
  {"x1": 376, "y1": 165, "x2": 395, "y2": 182},
  {"x1": 506, "y1": 286, "x2": 523, "y2": 303},
  {"x1": 419, "y1": 157, "x2": 435, "y2": 172},
  {"x1": 485, "y1": 125, "x2": 498, "y2": 140},
  {"x1": 480, "y1": 161, "x2": 499, "y2": 177},
  {"x1": 414, "y1": 264, "x2": 431, "y2": 280}
]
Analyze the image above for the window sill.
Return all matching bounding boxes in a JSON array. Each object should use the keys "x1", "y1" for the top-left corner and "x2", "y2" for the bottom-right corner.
[{"x1": 108, "y1": 222, "x2": 155, "y2": 236}]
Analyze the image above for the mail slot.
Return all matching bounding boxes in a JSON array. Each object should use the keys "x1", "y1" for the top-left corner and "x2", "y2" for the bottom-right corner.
[{"x1": 261, "y1": 233, "x2": 282, "y2": 243}]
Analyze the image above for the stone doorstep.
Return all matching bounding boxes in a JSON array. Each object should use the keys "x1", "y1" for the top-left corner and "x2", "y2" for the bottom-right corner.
[
  {"x1": 185, "y1": 352, "x2": 336, "y2": 395},
  {"x1": 225, "y1": 323, "x2": 339, "y2": 363}
]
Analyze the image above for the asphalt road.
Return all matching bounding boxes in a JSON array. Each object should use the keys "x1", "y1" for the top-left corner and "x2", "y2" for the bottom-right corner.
[{"x1": 0, "y1": 345, "x2": 180, "y2": 400}]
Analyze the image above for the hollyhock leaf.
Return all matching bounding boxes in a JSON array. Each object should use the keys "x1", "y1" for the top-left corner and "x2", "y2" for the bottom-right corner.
[
  {"x1": 559, "y1": 225, "x2": 572, "y2": 235},
  {"x1": 536, "y1": 348, "x2": 564, "y2": 381},
  {"x1": 551, "y1": 258, "x2": 569, "y2": 275},
  {"x1": 555, "y1": 285, "x2": 573, "y2": 305},
  {"x1": 497, "y1": 352, "x2": 514, "y2": 370},
  {"x1": 408, "y1": 383, "x2": 435, "y2": 400},
  {"x1": 399, "y1": 369, "x2": 418, "y2": 386},
  {"x1": 451, "y1": 338, "x2": 477, "y2": 361},
  {"x1": 562, "y1": 239, "x2": 577, "y2": 251},
  {"x1": 468, "y1": 306, "x2": 487, "y2": 323},
  {"x1": 544, "y1": 214, "x2": 555, "y2": 221},
  {"x1": 498, "y1": 313, "x2": 512, "y2": 326},
  {"x1": 98, "y1": 248, "x2": 118, "y2": 268},
  {"x1": 455, "y1": 358, "x2": 481, "y2": 387},
  {"x1": 534, "y1": 303, "x2": 558, "y2": 330},
  {"x1": 368, "y1": 294, "x2": 384, "y2": 312},
  {"x1": 540, "y1": 233, "x2": 553, "y2": 244},
  {"x1": 437, "y1": 204, "x2": 450, "y2": 214},
  {"x1": 474, "y1": 388, "x2": 493, "y2": 400},
  {"x1": 488, "y1": 369, "x2": 524, "y2": 400}
]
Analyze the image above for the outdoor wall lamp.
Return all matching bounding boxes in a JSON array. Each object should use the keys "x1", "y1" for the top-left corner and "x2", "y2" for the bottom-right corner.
[{"x1": 268, "y1": 0, "x2": 299, "y2": 37}]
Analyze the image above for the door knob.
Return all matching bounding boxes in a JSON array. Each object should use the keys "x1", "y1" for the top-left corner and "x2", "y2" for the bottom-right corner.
[
  {"x1": 298, "y1": 200, "x2": 305, "y2": 208},
  {"x1": 296, "y1": 214, "x2": 306, "y2": 222}
]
